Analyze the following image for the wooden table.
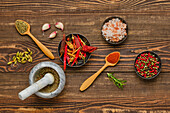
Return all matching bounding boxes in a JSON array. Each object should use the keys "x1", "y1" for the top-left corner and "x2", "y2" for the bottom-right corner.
[{"x1": 0, "y1": 0, "x2": 170, "y2": 112}]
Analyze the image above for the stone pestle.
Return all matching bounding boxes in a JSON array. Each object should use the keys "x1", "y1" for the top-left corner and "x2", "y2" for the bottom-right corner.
[{"x1": 18, "y1": 73, "x2": 54, "y2": 100}]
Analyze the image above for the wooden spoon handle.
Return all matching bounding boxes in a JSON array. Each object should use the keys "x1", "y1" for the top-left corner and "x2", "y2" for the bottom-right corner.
[
  {"x1": 28, "y1": 33, "x2": 54, "y2": 59},
  {"x1": 80, "y1": 63, "x2": 108, "y2": 91}
]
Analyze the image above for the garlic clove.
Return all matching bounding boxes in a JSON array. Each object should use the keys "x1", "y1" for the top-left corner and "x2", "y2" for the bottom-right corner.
[
  {"x1": 48, "y1": 31, "x2": 57, "y2": 39},
  {"x1": 55, "y1": 22, "x2": 64, "y2": 31},
  {"x1": 42, "y1": 23, "x2": 51, "y2": 31}
]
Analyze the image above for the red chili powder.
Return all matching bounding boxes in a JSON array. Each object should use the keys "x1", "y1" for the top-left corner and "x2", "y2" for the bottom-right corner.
[{"x1": 107, "y1": 52, "x2": 120, "y2": 64}]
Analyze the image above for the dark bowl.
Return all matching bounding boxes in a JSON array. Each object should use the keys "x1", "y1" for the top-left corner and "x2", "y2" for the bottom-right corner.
[
  {"x1": 101, "y1": 16, "x2": 128, "y2": 45},
  {"x1": 134, "y1": 51, "x2": 161, "y2": 80},
  {"x1": 58, "y1": 33, "x2": 91, "y2": 67}
]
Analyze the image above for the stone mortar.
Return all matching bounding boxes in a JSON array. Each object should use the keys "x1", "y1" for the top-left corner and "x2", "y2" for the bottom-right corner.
[{"x1": 29, "y1": 61, "x2": 66, "y2": 98}]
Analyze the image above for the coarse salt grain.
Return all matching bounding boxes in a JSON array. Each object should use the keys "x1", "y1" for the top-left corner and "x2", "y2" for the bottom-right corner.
[{"x1": 102, "y1": 18, "x2": 127, "y2": 43}]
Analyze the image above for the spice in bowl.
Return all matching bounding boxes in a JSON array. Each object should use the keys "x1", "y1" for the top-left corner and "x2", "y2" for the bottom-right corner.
[
  {"x1": 58, "y1": 34, "x2": 97, "y2": 70},
  {"x1": 101, "y1": 17, "x2": 128, "y2": 44},
  {"x1": 34, "y1": 67, "x2": 60, "y2": 93},
  {"x1": 134, "y1": 51, "x2": 161, "y2": 79}
]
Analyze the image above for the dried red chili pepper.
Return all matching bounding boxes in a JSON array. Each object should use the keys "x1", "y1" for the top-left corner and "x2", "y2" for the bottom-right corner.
[
  {"x1": 71, "y1": 49, "x2": 80, "y2": 66},
  {"x1": 84, "y1": 53, "x2": 86, "y2": 58},
  {"x1": 81, "y1": 45, "x2": 97, "y2": 53},
  {"x1": 82, "y1": 52, "x2": 86, "y2": 58},
  {"x1": 61, "y1": 34, "x2": 98, "y2": 68},
  {"x1": 64, "y1": 45, "x2": 67, "y2": 70},
  {"x1": 74, "y1": 35, "x2": 81, "y2": 49},
  {"x1": 77, "y1": 34, "x2": 84, "y2": 46},
  {"x1": 67, "y1": 37, "x2": 70, "y2": 41},
  {"x1": 60, "y1": 34, "x2": 66, "y2": 56}
]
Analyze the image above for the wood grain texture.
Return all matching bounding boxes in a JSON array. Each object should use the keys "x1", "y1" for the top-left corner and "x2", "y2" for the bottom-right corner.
[
  {"x1": 0, "y1": 40, "x2": 170, "y2": 73},
  {"x1": 0, "y1": 72, "x2": 170, "y2": 112},
  {"x1": 0, "y1": 11, "x2": 169, "y2": 41},
  {"x1": 0, "y1": 0, "x2": 170, "y2": 12},
  {"x1": 0, "y1": 0, "x2": 170, "y2": 112}
]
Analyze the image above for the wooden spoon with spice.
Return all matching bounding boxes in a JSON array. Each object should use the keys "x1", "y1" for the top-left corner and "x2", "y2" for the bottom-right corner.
[
  {"x1": 80, "y1": 51, "x2": 120, "y2": 91},
  {"x1": 15, "y1": 20, "x2": 54, "y2": 59}
]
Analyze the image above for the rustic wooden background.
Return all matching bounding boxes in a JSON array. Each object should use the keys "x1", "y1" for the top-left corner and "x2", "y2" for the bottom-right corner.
[{"x1": 0, "y1": 0, "x2": 170, "y2": 112}]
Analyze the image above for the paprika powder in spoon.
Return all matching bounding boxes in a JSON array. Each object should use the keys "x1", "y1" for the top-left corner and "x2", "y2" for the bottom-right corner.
[{"x1": 80, "y1": 51, "x2": 120, "y2": 91}]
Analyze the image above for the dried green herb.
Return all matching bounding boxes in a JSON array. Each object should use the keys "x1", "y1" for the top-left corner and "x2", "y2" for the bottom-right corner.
[
  {"x1": 107, "y1": 73, "x2": 126, "y2": 89},
  {"x1": 12, "y1": 56, "x2": 16, "y2": 60},
  {"x1": 21, "y1": 57, "x2": 25, "y2": 61},
  {"x1": 7, "y1": 48, "x2": 33, "y2": 65},
  {"x1": 21, "y1": 52, "x2": 24, "y2": 56},
  {"x1": 25, "y1": 51, "x2": 29, "y2": 54},
  {"x1": 7, "y1": 61, "x2": 13, "y2": 65},
  {"x1": 15, "y1": 20, "x2": 28, "y2": 34},
  {"x1": 14, "y1": 60, "x2": 17, "y2": 65},
  {"x1": 21, "y1": 60, "x2": 26, "y2": 63},
  {"x1": 25, "y1": 54, "x2": 29, "y2": 58},
  {"x1": 29, "y1": 56, "x2": 32, "y2": 62},
  {"x1": 27, "y1": 48, "x2": 30, "y2": 52},
  {"x1": 16, "y1": 51, "x2": 19, "y2": 56},
  {"x1": 13, "y1": 57, "x2": 16, "y2": 62},
  {"x1": 27, "y1": 54, "x2": 31, "y2": 58},
  {"x1": 34, "y1": 67, "x2": 60, "y2": 93},
  {"x1": 16, "y1": 57, "x2": 20, "y2": 60}
]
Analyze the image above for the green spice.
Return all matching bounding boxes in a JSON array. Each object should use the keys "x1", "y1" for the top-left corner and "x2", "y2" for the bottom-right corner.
[
  {"x1": 12, "y1": 56, "x2": 16, "y2": 60},
  {"x1": 15, "y1": 20, "x2": 28, "y2": 34},
  {"x1": 34, "y1": 67, "x2": 60, "y2": 93},
  {"x1": 7, "y1": 61, "x2": 13, "y2": 65},
  {"x1": 27, "y1": 48, "x2": 30, "y2": 52},
  {"x1": 7, "y1": 48, "x2": 33, "y2": 65},
  {"x1": 107, "y1": 73, "x2": 126, "y2": 89},
  {"x1": 16, "y1": 51, "x2": 19, "y2": 56}
]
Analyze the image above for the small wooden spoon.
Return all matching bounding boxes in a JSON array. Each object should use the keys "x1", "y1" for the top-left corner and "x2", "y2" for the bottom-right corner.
[
  {"x1": 80, "y1": 52, "x2": 120, "y2": 91},
  {"x1": 15, "y1": 20, "x2": 54, "y2": 59}
]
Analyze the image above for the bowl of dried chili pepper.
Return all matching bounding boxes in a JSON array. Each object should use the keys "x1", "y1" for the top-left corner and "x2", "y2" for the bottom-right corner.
[
  {"x1": 134, "y1": 51, "x2": 161, "y2": 80},
  {"x1": 58, "y1": 33, "x2": 97, "y2": 70},
  {"x1": 101, "y1": 16, "x2": 128, "y2": 45}
]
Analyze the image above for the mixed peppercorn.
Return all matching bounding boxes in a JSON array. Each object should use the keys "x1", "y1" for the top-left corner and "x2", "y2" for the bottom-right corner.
[
  {"x1": 59, "y1": 34, "x2": 97, "y2": 70},
  {"x1": 135, "y1": 52, "x2": 160, "y2": 78}
]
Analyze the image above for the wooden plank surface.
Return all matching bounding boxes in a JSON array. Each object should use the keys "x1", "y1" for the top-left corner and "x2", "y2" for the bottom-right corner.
[{"x1": 0, "y1": 0, "x2": 170, "y2": 112}]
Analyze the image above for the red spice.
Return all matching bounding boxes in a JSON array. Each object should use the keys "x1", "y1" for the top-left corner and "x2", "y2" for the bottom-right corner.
[
  {"x1": 81, "y1": 45, "x2": 97, "y2": 53},
  {"x1": 64, "y1": 45, "x2": 67, "y2": 70},
  {"x1": 107, "y1": 52, "x2": 120, "y2": 64},
  {"x1": 135, "y1": 52, "x2": 160, "y2": 78}
]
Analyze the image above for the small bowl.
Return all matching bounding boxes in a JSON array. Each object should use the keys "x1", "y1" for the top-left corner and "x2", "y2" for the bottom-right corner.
[
  {"x1": 101, "y1": 16, "x2": 128, "y2": 45},
  {"x1": 58, "y1": 33, "x2": 91, "y2": 67},
  {"x1": 134, "y1": 51, "x2": 161, "y2": 80},
  {"x1": 29, "y1": 61, "x2": 66, "y2": 98}
]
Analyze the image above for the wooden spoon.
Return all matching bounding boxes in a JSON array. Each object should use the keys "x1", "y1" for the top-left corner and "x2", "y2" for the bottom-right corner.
[
  {"x1": 80, "y1": 51, "x2": 120, "y2": 91},
  {"x1": 15, "y1": 20, "x2": 54, "y2": 59}
]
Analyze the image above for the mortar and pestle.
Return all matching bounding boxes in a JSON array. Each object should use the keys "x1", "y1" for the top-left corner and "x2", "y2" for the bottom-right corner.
[{"x1": 18, "y1": 61, "x2": 65, "y2": 100}]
